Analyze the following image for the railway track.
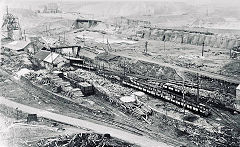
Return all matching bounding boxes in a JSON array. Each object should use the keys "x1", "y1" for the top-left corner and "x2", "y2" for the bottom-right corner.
[
  {"x1": 1, "y1": 70, "x2": 185, "y2": 146},
  {"x1": 210, "y1": 107, "x2": 240, "y2": 131}
]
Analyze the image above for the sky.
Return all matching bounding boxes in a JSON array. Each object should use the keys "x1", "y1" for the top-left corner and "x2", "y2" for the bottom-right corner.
[{"x1": 2, "y1": 0, "x2": 240, "y2": 6}]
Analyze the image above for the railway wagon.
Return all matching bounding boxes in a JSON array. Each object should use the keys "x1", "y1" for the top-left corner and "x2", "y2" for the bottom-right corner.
[
  {"x1": 163, "y1": 83, "x2": 183, "y2": 95},
  {"x1": 72, "y1": 62, "x2": 96, "y2": 71},
  {"x1": 76, "y1": 82, "x2": 94, "y2": 96},
  {"x1": 122, "y1": 78, "x2": 211, "y2": 116}
]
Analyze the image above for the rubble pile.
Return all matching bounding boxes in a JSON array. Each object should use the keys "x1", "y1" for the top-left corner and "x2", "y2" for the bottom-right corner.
[
  {"x1": 37, "y1": 133, "x2": 136, "y2": 147},
  {"x1": 1, "y1": 53, "x2": 33, "y2": 73},
  {"x1": 24, "y1": 72, "x2": 84, "y2": 98}
]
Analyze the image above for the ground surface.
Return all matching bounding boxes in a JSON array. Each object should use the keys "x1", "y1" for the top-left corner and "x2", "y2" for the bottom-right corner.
[{"x1": 1, "y1": 5, "x2": 240, "y2": 147}]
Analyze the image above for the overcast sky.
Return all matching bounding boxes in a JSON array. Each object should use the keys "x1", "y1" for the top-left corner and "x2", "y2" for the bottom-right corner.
[{"x1": 2, "y1": 0, "x2": 240, "y2": 8}]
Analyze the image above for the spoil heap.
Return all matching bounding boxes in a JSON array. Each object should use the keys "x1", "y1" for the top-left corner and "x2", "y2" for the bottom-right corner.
[{"x1": 37, "y1": 133, "x2": 137, "y2": 147}]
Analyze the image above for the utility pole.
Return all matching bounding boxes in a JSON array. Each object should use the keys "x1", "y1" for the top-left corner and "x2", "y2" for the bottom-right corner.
[
  {"x1": 164, "y1": 40, "x2": 166, "y2": 51},
  {"x1": 145, "y1": 41, "x2": 148, "y2": 53},
  {"x1": 230, "y1": 47, "x2": 232, "y2": 59},
  {"x1": 162, "y1": 34, "x2": 166, "y2": 51},
  {"x1": 182, "y1": 79, "x2": 185, "y2": 114},
  {"x1": 69, "y1": 52, "x2": 70, "y2": 67},
  {"x1": 123, "y1": 60, "x2": 126, "y2": 78},
  {"x1": 50, "y1": 48, "x2": 54, "y2": 69},
  {"x1": 63, "y1": 31, "x2": 66, "y2": 45},
  {"x1": 82, "y1": 34, "x2": 85, "y2": 46},
  {"x1": 202, "y1": 41, "x2": 205, "y2": 56},
  {"x1": 181, "y1": 33, "x2": 183, "y2": 44},
  {"x1": 24, "y1": 30, "x2": 26, "y2": 41},
  {"x1": 16, "y1": 107, "x2": 19, "y2": 120},
  {"x1": 46, "y1": 25, "x2": 48, "y2": 36},
  {"x1": 103, "y1": 63, "x2": 105, "y2": 80},
  {"x1": 197, "y1": 73, "x2": 200, "y2": 104},
  {"x1": 103, "y1": 34, "x2": 105, "y2": 49}
]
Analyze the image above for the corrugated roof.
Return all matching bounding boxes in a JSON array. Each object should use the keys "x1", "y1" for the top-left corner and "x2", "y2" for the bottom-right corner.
[
  {"x1": 3, "y1": 40, "x2": 31, "y2": 51},
  {"x1": 33, "y1": 50, "x2": 51, "y2": 61},
  {"x1": 43, "y1": 52, "x2": 59, "y2": 63}
]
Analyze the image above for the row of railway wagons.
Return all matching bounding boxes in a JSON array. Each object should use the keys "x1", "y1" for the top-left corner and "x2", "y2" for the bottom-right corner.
[
  {"x1": 69, "y1": 61, "x2": 211, "y2": 116},
  {"x1": 122, "y1": 77, "x2": 211, "y2": 116}
]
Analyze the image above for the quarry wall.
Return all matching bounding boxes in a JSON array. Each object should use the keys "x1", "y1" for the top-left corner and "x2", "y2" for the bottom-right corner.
[{"x1": 144, "y1": 28, "x2": 240, "y2": 49}]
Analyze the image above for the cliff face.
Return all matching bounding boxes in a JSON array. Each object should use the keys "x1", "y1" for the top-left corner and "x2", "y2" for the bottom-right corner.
[{"x1": 143, "y1": 28, "x2": 240, "y2": 49}]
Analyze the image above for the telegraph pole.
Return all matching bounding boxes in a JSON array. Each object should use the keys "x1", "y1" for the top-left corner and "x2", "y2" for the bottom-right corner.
[
  {"x1": 16, "y1": 107, "x2": 19, "y2": 120},
  {"x1": 123, "y1": 60, "x2": 126, "y2": 78},
  {"x1": 197, "y1": 73, "x2": 200, "y2": 103},
  {"x1": 230, "y1": 47, "x2": 232, "y2": 59},
  {"x1": 63, "y1": 31, "x2": 66, "y2": 45},
  {"x1": 145, "y1": 41, "x2": 148, "y2": 53},
  {"x1": 182, "y1": 79, "x2": 185, "y2": 114},
  {"x1": 202, "y1": 41, "x2": 205, "y2": 56},
  {"x1": 46, "y1": 25, "x2": 48, "y2": 36},
  {"x1": 24, "y1": 30, "x2": 26, "y2": 41}
]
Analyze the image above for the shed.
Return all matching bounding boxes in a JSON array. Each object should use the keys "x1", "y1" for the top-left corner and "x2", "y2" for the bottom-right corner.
[
  {"x1": 3, "y1": 40, "x2": 31, "y2": 52},
  {"x1": 33, "y1": 50, "x2": 51, "y2": 67},
  {"x1": 43, "y1": 52, "x2": 67, "y2": 69},
  {"x1": 34, "y1": 50, "x2": 51, "y2": 61}
]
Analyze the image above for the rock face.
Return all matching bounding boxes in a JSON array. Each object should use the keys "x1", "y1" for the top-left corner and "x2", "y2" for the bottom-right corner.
[{"x1": 144, "y1": 28, "x2": 240, "y2": 49}]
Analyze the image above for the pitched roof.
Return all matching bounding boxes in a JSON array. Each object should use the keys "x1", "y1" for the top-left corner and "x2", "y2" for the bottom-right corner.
[
  {"x1": 33, "y1": 50, "x2": 51, "y2": 61},
  {"x1": 3, "y1": 40, "x2": 31, "y2": 51},
  {"x1": 43, "y1": 52, "x2": 59, "y2": 63}
]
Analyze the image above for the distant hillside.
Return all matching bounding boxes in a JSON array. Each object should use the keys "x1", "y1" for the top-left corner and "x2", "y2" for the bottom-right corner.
[{"x1": 63, "y1": 1, "x2": 193, "y2": 18}]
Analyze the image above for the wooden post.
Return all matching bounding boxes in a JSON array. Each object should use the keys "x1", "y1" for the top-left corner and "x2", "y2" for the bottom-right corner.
[
  {"x1": 202, "y1": 41, "x2": 205, "y2": 56},
  {"x1": 197, "y1": 73, "x2": 200, "y2": 103},
  {"x1": 123, "y1": 60, "x2": 126, "y2": 78},
  {"x1": 64, "y1": 31, "x2": 66, "y2": 45},
  {"x1": 16, "y1": 107, "x2": 19, "y2": 120},
  {"x1": 46, "y1": 25, "x2": 48, "y2": 36},
  {"x1": 103, "y1": 63, "x2": 105, "y2": 79},
  {"x1": 164, "y1": 40, "x2": 166, "y2": 51},
  {"x1": 24, "y1": 30, "x2": 26, "y2": 41},
  {"x1": 230, "y1": 47, "x2": 232, "y2": 59},
  {"x1": 182, "y1": 79, "x2": 185, "y2": 114}
]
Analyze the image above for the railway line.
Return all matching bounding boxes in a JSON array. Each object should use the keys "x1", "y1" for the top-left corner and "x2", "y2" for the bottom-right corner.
[
  {"x1": 0, "y1": 68, "x2": 185, "y2": 146},
  {"x1": 210, "y1": 107, "x2": 240, "y2": 131},
  {"x1": 72, "y1": 60, "x2": 240, "y2": 114}
]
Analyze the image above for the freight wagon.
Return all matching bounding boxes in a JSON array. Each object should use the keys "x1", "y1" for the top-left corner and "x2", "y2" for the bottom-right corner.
[
  {"x1": 122, "y1": 77, "x2": 211, "y2": 116},
  {"x1": 76, "y1": 82, "x2": 94, "y2": 96}
]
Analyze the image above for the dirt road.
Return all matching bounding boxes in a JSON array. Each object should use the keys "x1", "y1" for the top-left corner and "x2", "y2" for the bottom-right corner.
[{"x1": 0, "y1": 96, "x2": 172, "y2": 147}]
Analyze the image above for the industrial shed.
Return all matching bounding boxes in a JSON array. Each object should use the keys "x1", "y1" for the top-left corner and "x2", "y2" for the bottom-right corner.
[
  {"x1": 33, "y1": 50, "x2": 51, "y2": 67},
  {"x1": 2, "y1": 40, "x2": 32, "y2": 53},
  {"x1": 43, "y1": 52, "x2": 67, "y2": 69}
]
